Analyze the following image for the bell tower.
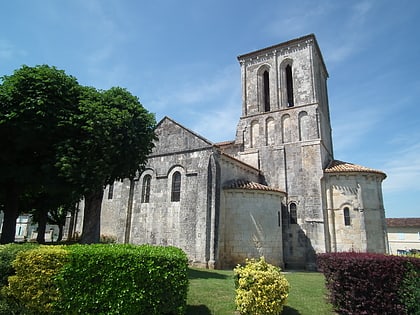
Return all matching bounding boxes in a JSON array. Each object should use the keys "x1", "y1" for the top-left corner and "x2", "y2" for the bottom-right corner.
[{"x1": 234, "y1": 34, "x2": 334, "y2": 269}]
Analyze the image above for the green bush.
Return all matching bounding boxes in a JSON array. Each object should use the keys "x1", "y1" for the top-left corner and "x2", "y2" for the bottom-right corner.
[
  {"x1": 234, "y1": 257, "x2": 289, "y2": 315},
  {"x1": 0, "y1": 244, "x2": 188, "y2": 314},
  {"x1": 0, "y1": 243, "x2": 40, "y2": 315},
  {"x1": 5, "y1": 246, "x2": 68, "y2": 314},
  {"x1": 0, "y1": 243, "x2": 39, "y2": 287},
  {"x1": 55, "y1": 244, "x2": 188, "y2": 315}
]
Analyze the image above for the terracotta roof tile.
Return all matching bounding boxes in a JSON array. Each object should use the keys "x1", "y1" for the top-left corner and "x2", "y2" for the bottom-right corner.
[
  {"x1": 224, "y1": 179, "x2": 285, "y2": 194},
  {"x1": 325, "y1": 160, "x2": 386, "y2": 178},
  {"x1": 386, "y1": 218, "x2": 420, "y2": 227}
]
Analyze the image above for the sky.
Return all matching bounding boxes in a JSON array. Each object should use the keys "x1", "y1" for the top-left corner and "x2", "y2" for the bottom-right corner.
[{"x1": 1, "y1": 0, "x2": 419, "y2": 218}]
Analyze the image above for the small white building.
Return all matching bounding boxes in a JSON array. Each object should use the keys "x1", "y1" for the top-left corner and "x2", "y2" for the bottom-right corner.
[{"x1": 386, "y1": 218, "x2": 420, "y2": 255}]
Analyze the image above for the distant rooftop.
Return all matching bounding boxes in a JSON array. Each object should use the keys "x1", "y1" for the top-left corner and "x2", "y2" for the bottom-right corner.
[{"x1": 386, "y1": 218, "x2": 420, "y2": 227}]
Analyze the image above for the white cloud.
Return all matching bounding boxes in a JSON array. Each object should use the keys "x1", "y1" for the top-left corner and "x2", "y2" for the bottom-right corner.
[
  {"x1": 382, "y1": 141, "x2": 420, "y2": 193},
  {"x1": 0, "y1": 40, "x2": 26, "y2": 60}
]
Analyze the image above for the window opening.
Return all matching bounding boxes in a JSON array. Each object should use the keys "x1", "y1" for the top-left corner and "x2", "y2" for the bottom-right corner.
[
  {"x1": 107, "y1": 182, "x2": 114, "y2": 200},
  {"x1": 286, "y1": 65, "x2": 294, "y2": 107},
  {"x1": 171, "y1": 171, "x2": 181, "y2": 202},
  {"x1": 289, "y1": 202, "x2": 297, "y2": 224},
  {"x1": 344, "y1": 207, "x2": 351, "y2": 226},
  {"x1": 141, "y1": 175, "x2": 151, "y2": 203},
  {"x1": 263, "y1": 70, "x2": 270, "y2": 112}
]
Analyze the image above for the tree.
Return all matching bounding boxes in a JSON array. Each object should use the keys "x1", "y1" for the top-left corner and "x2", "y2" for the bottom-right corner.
[
  {"x1": 0, "y1": 65, "x2": 80, "y2": 244},
  {"x1": 56, "y1": 86, "x2": 156, "y2": 243}
]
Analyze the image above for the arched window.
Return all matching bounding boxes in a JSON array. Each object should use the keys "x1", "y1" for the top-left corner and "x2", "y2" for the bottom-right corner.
[
  {"x1": 107, "y1": 182, "x2": 114, "y2": 200},
  {"x1": 141, "y1": 175, "x2": 151, "y2": 203},
  {"x1": 289, "y1": 202, "x2": 297, "y2": 224},
  {"x1": 263, "y1": 70, "x2": 270, "y2": 112},
  {"x1": 171, "y1": 171, "x2": 181, "y2": 202},
  {"x1": 286, "y1": 64, "x2": 294, "y2": 107},
  {"x1": 344, "y1": 207, "x2": 351, "y2": 226}
]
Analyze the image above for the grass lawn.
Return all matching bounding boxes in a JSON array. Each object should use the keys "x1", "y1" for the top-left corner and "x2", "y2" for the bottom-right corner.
[{"x1": 186, "y1": 268, "x2": 334, "y2": 315}]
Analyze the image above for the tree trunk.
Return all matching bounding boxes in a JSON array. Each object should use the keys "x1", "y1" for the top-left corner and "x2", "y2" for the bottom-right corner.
[
  {"x1": 36, "y1": 208, "x2": 48, "y2": 244},
  {"x1": 80, "y1": 188, "x2": 104, "y2": 244},
  {"x1": 57, "y1": 224, "x2": 64, "y2": 242},
  {"x1": 0, "y1": 184, "x2": 20, "y2": 244}
]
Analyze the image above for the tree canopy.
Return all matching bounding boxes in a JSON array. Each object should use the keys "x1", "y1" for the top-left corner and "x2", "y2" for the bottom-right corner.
[
  {"x1": 0, "y1": 65, "x2": 80, "y2": 243},
  {"x1": 56, "y1": 86, "x2": 156, "y2": 243},
  {"x1": 0, "y1": 65, "x2": 156, "y2": 244}
]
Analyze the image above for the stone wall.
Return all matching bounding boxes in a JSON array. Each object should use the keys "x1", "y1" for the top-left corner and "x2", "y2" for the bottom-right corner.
[{"x1": 219, "y1": 189, "x2": 285, "y2": 268}]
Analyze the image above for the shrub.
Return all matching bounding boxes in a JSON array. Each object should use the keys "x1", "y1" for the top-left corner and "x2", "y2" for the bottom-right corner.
[
  {"x1": 0, "y1": 243, "x2": 39, "y2": 287},
  {"x1": 5, "y1": 246, "x2": 68, "y2": 314},
  {"x1": 0, "y1": 243, "x2": 40, "y2": 315},
  {"x1": 55, "y1": 244, "x2": 188, "y2": 315},
  {"x1": 234, "y1": 257, "x2": 289, "y2": 315},
  {"x1": 317, "y1": 252, "x2": 420, "y2": 315},
  {"x1": 99, "y1": 234, "x2": 117, "y2": 243}
]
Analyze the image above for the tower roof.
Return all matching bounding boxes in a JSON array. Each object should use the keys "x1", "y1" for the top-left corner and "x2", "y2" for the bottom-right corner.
[{"x1": 237, "y1": 33, "x2": 328, "y2": 78}]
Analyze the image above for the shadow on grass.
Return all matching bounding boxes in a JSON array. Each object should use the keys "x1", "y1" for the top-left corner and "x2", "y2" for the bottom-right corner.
[
  {"x1": 186, "y1": 304, "x2": 212, "y2": 315},
  {"x1": 282, "y1": 305, "x2": 302, "y2": 315},
  {"x1": 188, "y1": 268, "x2": 230, "y2": 280}
]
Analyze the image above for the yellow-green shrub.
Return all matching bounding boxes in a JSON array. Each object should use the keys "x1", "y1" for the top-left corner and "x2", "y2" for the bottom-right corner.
[
  {"x1": 5, "y1": 246, "x2": 68, "y2": 314},
  {"x1": 234, "y1": 257, "x2": 289, "y2": 315}
]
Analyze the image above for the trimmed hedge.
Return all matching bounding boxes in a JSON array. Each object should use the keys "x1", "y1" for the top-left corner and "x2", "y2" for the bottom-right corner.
[
  {"x1": 7, "y1": 246, "x2": 69, "y2": 313},
  {"x1": 0, "y1": 244, "x2": 188, "y2": 315},
  {"x1": 317, "y1": 252, "x2": 420, "y2": 315},
  {"x1": 55, "y1": 244, "x2": 188, "y2": 315}
]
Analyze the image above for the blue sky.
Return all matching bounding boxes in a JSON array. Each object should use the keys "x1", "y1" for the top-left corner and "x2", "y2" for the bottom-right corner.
[{"x1": 1, "y1": 0, "x2": 419, "y2": 218}]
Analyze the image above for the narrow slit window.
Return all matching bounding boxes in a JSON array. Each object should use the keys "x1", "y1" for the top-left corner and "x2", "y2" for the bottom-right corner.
[
  {"x1": 290, "y1": 202, "x2": 297, "y2": 224},
  {"x1": 107, "y1": 182, "x2": 114, "y2": 200},
  {"x1": 344, "y1": 207, "x2": 351, "y2": 226},
  {"x1": 263, "y1": 70, "x2": 270, "y2": 112},
  {"x1": 286, "y1": 65, "x2": 294, "y2": 107},
  {"x1": 141, "y1": 175, "x2": 151, "y2": 203},
  {"x1": 171, "y1": 171, "x2": 181, "y2": 202}
]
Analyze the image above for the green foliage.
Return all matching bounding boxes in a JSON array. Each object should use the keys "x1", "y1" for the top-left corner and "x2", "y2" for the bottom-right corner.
[
  {"x1": 5, "y1": 246, "x2": 69, "y2": 314},
  {"x1": 55, "y1": 244, "x2": 188, "y2": 315},
  {"x1": 0, "y1": 244, "x2": 40, "y2": 314},
  {"x1": 0, "y1": 243, "x2": 39, "y2": 286},
  {"x1": 0, "y1": 64, "x2": 81, "y2": 244},
  {"x1": 234, "y1": 257, "x2": 289, "y2": 315},
  {"x1": 399, "y1": 262, "x2": 420, "y2": 315}
]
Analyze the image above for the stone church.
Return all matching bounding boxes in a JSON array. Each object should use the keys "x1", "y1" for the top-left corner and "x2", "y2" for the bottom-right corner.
[{"x1": 73, "y1": 34, "x2": 387, "y2": 269}]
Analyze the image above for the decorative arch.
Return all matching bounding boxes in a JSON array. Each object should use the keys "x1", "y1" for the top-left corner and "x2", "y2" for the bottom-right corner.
[
  {"x1": 298, "y1": 111, "x2": 310, "y2": 141},
  {"x1": 257, "y1": 65, "x2": 271, "y2": 112},
  {"x1": 265, "y1": 117, "x2": 275, "y2": 146},
  {"x1": 281, "y1": 114, "x2": 291, "y2": 143},
  {"x1": 250, "y1": 120, "x2": 259, "y2": 148}
]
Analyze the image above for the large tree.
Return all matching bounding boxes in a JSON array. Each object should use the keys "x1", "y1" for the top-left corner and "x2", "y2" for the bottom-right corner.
[
  {"x1": 0, "y1": 65, "x2": 80, "y2": 244},
  {"x1": 56, "y1": 86, "x2": 156, "y2": 244}
]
